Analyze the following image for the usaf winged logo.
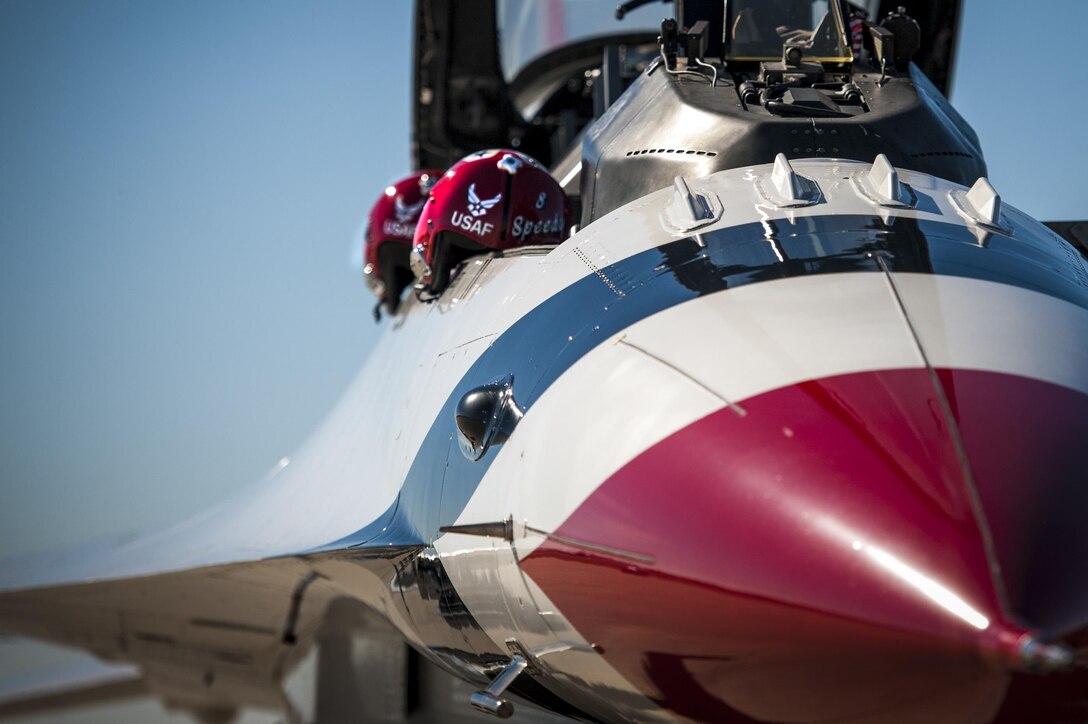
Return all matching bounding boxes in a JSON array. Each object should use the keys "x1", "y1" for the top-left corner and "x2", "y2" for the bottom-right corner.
[
  {"x1": 394, "y1": 195, "x2": 424, "y2": 223},
  {"x1": 466, "y1": 183, "x2": 502, "y2": 217}
]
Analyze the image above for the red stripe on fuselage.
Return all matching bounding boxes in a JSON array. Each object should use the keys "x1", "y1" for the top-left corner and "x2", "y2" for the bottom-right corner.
[{"x1": 521, "y1": 368, "x2": 1088, "y2": 723}]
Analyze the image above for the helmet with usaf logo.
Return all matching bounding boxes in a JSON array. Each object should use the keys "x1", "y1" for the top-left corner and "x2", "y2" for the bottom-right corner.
[
  {"x1": 410, "y1": 149, "x2": 567, "y2": 296},
  {"x1": 363, "y1": 169, "x2": 443, "y2": 316}
]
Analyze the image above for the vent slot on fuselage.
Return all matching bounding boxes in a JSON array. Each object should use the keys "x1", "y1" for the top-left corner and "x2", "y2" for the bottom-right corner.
[
  {"x1": 910, "y1": 150, "x2": 975, "y2": 159},
  {"x1": 625, "y1": 148, "x2": 718, "y2": 157}
]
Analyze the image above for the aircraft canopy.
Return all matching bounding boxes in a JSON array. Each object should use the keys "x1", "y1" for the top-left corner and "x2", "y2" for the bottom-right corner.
[
  {"x1": 725, "y1": 0, "x2": 853, "y2": 62},
  {"x1": 497, "y1": 0, "x2": 661, "y2": 81}
]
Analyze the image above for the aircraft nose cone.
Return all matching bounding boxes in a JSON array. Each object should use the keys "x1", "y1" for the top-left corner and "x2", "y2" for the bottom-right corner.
[
  {"x1": 521, "y1": 367, "x2": 1088, "y2": 723},
  {"x1": 939, "y1": 368, "x2": 1088, "y2": 637}
]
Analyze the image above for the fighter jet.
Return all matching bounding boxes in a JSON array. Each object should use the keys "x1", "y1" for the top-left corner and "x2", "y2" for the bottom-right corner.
[{"x1": 2, "y1": 1, "x2": 1087, "y2": 722}]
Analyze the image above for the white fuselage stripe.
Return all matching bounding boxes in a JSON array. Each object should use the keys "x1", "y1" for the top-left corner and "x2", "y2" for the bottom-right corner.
[{"x1": 453, "y1": 272, "x2": 1088, "y2": 556}]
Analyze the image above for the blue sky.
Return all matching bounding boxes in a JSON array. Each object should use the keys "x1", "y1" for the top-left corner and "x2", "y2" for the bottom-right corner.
[
  {"x1": 0, "y1": 0, "x2": 1085, "y2": 560},
  {"x1": 1, "y1": 0, "x2": 408, "y2": 557},
  {"x1": 954, "y1": 0, "x2": 1087, "y2": 221}
]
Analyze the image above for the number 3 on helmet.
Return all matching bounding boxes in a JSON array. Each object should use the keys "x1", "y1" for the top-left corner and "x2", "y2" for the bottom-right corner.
[{"x1": 410, "y1": 149, "x2": 568, "y2": 297}]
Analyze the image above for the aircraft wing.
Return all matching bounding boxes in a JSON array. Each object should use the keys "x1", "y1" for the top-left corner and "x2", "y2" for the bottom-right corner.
[
  {"x1": 0, "y1": 645, "x2": 143, "y2": 720},
  {"x1": 0, "y1": 356, "x2": 431, "y2": 721},
  {"x1": 0, "y1": 548, "x2": 425, "y2": 721}
]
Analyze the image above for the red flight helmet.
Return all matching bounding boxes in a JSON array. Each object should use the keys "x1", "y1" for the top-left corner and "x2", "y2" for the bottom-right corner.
[
  {"x1": 410, "y1": 149, "x2": 567, "y2": 296},
  {"x1": 363, "y1": 169, "x2": 443, "y2": 315}
]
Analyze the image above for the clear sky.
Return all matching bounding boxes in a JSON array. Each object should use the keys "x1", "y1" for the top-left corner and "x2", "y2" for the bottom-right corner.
[
  {"x1": 0, "y1": 0, "x2": 1086, "y2": 720},
  {"x1": 1, "y1": 0, "x2": 410, "y2": 558}
]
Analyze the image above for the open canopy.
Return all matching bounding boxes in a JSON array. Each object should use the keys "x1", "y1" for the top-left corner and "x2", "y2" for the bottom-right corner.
[{"x1": 725, "y1": 0, "x2": 853, "y2": 63}]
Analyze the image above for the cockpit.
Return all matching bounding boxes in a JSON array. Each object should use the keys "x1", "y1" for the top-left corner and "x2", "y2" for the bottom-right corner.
[
  {"x1": 725, "y1": 0, "x2": 853, "y2": 63},
  {"x1": 497, "y1": 0, "x2": 661, "y2": 83},
  {"x1": 497, "y1": 0, "x2": 854, "y2": 83},
  {"x1": 412, "y1": 0, "x2": 982, "y2": 252}
]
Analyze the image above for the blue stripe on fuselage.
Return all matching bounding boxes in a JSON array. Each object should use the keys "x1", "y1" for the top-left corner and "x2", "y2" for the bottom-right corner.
[{"x1": 308, "y1": 213, "x2": 1088, "y2": 552}]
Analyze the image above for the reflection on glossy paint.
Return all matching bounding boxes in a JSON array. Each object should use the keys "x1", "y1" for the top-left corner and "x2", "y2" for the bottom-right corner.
[
  {"x1": 759, "y1": 218, "x2": 786, "y2": 262},
  {"x1": 863, "y1": 542, "x2": 989, "y2": 630},
  {"x1": 521, "y1": 366, "x2": 1088, "y2": 721},
  {"x1": 814, "y1": 513, "x2": 990, "y2": 631}
]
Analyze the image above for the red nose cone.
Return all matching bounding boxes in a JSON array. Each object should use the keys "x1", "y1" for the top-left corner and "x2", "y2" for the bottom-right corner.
[
  {"x1": 938, "y1": 368, "x2": 1088, "y2": 636},
  {"x1": 521, "y1": 368, "x2": 1088, "y2": 723}
]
